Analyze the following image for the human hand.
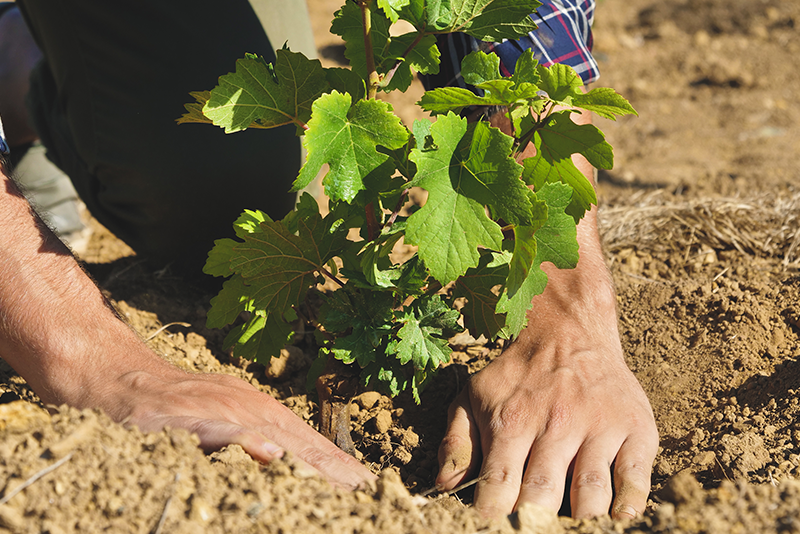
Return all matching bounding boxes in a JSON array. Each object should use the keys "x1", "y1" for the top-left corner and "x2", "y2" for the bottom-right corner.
[
  {"x1": 98, "y1": 362, "x2": 377, "y2": 490},
  {"x1": 435, "y1": 217, "x2": 658, "y2": 519}
]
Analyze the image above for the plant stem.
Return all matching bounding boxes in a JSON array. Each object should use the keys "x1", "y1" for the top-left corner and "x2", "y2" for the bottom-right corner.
[
  {"x1": 319, "y1": 265, "x2": 346, "y2": 288},
  {"x1": 379, "y1": 31, "x2": 427, "y2": 89},
  {"x1": 385, "y1": 188, "x2": 411, "y2": 227},
  {"x1": 365, "y1": 202, "x2": 379, "y2": 241},
  {"x1": 316, "y1": 355, "x2": 360, "y2": 456},
  {"x1": 359, "y1": 1, "x2": 381, "y2": 99}
]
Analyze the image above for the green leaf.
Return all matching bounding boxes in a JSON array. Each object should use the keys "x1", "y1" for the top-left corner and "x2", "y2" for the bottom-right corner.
[
  {"x1": 419, "y1": 51, "x2": 542, "y2": 114},
  {"x1": 452, "y1": 251, "x2": 511, "y2": 339},
  {"x1": 439, "y1": 0, "x2": 541, "y2": 41},
  {"x1": 177, "y1": 91, "x2": 213, "y2": 125},
  {"x1": 395, "y1": 295, "x2": 460, "y2": 370},
  {"x1": 417, "y1": 87, "x2": 489, "y2": 115},
  {"x1": 461, "y1": 50, "x2": 501, "y2": 85},
  {"x1": 292, "y1": 92, "x2": 409, "y2": 202},
  {"x1": 497, "y1": 182, "x2": 578, "y2": 335},
  {"x1": 377, "y1": 0, "x2": 411, "y2": 22},
  {"x1": 538, "y1": 112, "x2": 614, "y2": 170},
  {"x1": 233, "y1": 209, "x2": 270, "y2": 238},
  {"x1": 331, "y1": 2, "x2": 391, "y2": 83},
  {"x1": 510, "y1": 49, "x2": 541, "y2": 86},
  {"x1": 324, "y1": 67, "x2": 366, "y2": 101},
  {"x1": 202, "y1": 51, "x2": 330, "y2": 133},
  {"x1": 229, "y1": 212, "x2": 348, "y2": 316},
  {"x1": 536, "y1": 63, "x2": 584, "y2": 106},
  {"x1": 381, "y1": 33, "x2": 441, "y2": 92},
  {"x1": 206, "y1": 275, "x2": 254, "y2": 328},
  {"x1": 359, "y1": 225, "x2": 406, "y2": 287},
  {"x1": 522, "y1": 132, "x2": 597, "y2": 221},
  {"x1": 506, "y1": 226, "x2": 537, "y2": 298},
  {"x1": 572, "y1": 87, "x2": 638, "y2": 120},
  {"x1": 204, "y1": 238, "x2": 239, "y2": 278},
  {"x1": 224, "y1": 312, "x2": 293, "y2": 364},
  {"x1": 320, "y1": 289, "x2": 396, "y2": 367},
  {"x1": 406, "y1": 113, "x2": 507, "y2": 284}
]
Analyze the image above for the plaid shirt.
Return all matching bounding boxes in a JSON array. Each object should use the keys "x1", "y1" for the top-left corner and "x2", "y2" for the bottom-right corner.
[
  {"x1": 0, "y1": 118, "x2": 9, "y2": 156},
  {"x1": 423, "y1": 0, "x2": 599, "y2": 90}
]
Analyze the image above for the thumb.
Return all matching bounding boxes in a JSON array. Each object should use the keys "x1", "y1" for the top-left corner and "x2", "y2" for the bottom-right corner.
[{"x1": 436, "y1": 388, "x2": 481, "y2": 490}]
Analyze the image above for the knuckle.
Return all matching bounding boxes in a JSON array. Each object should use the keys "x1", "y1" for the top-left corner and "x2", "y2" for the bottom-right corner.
[
  {"x1": 520, "y1": 473, "x2": 558, "y2": 493},
  {"x1": 573, "y1": 470, "x2": 611, "y2": 493},
  {"x1": 482, "y1": 466, "x2": 522, "y2": 488},
  {"x1": 487, "y1": 399, "x2": 531, "y2": 435}
]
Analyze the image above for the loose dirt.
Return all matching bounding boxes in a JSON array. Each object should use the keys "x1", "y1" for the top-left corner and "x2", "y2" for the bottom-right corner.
[{"x1": 2, "y1": 0, "x2": 799, "y2": 532}]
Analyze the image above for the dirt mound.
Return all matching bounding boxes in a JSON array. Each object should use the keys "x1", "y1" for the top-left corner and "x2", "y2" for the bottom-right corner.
[{"x1": 2, "y1": 0, "x2": 800, "y2": 531}]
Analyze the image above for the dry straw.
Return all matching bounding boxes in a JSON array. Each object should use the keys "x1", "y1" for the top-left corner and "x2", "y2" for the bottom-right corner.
[{"x1": 598, "y1": 190, "x2": 800, "y2": 268}]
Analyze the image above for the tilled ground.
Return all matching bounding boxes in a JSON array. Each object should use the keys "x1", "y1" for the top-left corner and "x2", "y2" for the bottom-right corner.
[{"x1": 2, "y1": 0, "x2": 800, "y2": 531}]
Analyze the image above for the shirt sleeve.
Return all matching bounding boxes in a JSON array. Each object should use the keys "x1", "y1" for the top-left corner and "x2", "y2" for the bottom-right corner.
[
  {"x1": 422, "y1": 0, "x2": 599, "y2": 90},
  {"x1": 0, "y1": 116, "x2": 10, "y2": 155}
]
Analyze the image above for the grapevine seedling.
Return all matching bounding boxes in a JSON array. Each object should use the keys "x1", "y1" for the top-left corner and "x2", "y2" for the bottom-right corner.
[{"x1": 179, "y1": 0, "x2": 636, "y2": 453}]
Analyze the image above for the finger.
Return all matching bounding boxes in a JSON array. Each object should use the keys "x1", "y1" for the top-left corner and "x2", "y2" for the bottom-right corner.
[
  {"x1": 568, "y1": 443, "x2": 614, "y2": 519},
  {"x1": 472, "y1": 435, "x2": 533, "y2": 518},
  {"x1": 610, "y1": 438, "x2": 656, "y2": 519},
  {"x1": 153, "y1": 415, "x2": 286, "y2": 461},
  {"x1": 515, "y1": 438, "x2": 576, "y2": 514},
  {"x1": 252, "y1": 394, "x2": 378, "y2": 487},
  {"x1": 436, "y1": 388, "x2": 480, "y2": 490}
]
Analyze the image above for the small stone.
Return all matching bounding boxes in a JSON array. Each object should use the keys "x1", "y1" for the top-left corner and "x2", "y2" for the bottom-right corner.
[
  {"x1": 356, "y1": 391, "x2": 383, "y2": 410},
  {"x1": 401, "y1": 428, "x2": 420, "y2": 449},
  {"x1": 692, "y1": 451, "x2": 716, "y2": 467},
  {"x1": 372, "y1": 409, "x2": 393, "y2": 434},
  {"x1": 0, "y1": 504, "x2": 25, "y2": 531},
  {"x1": 394, "y1": 446, "x2": 413, "y2": 465}
]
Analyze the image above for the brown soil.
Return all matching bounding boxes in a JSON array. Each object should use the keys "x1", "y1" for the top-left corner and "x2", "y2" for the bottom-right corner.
[{"x1": 2, "y1": 0, "x2": 800, "y2": 532}]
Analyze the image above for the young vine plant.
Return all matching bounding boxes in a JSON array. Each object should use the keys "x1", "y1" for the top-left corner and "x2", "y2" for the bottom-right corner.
[{"x1": 179, "y1": 0, "x2": 636, "y2": 405}]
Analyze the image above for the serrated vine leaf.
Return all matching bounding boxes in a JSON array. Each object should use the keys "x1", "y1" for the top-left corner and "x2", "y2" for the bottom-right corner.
[
  {"x1": 461, "y1": 50, "x2": 501, "y2": 85},
  {"x1": 536, "y1": 63, "x2": 584, "y2": 106},
  {"x1": 453, "y1": 251, "x2": 511, "y2": 339},
  {"x1": 538, "y1": 112, "x2": 614, "y2": 170},
  {"x1": 206, "y1": 275, "x2": 254, "y2": 328},
  {"x1": 522, "y1": 133, "x2": 597, "y2": 221},
  {"x1": 292, "y1": 92, "x2": 409, "y2": 202},
  {"x1": 224, "y1": 312, "x2": 294, "y2": 364},
  {"x1": 497, "y1": 182, "x2": 578, "y2": 335},
  {"x1": 396, "y1": 295, "x2": 461, "y2": 369},
  {"x1": 331, "y1": 2, "x2": 391, "y2": 83},
  {"x1": 200, "y1": 51, "x2": 330, "y2": 133},
  {"x1": 378, "y1": 0, "x2": 411, "y2": 22},
  {"x1": 419, "y1": 51, "x2": 542, "y2": 114},
  {"x1": 439, "y1": 0, "x2": 542, "y2": 41},
  {"x1": 407, "y1": 113, "x2": 535, "y2": 284},
  {"x1": 572, "y1": 87, "x2": 638, "y2": 120},
  {"x1": 229, "y1": 213, "x2": 348, "y2": 316},
  {"x1": 382, "y1": 33, "x2": 441, "y2": 92},
  {"x1": 177, "y1": 91, "x2": 213, "y2": 125},
  {"x1": 321, "y1": 290, "x2": 395, "y2": 367},
  {"x1": 325, "y1": 67, "x2": 366, "y2": 101}
]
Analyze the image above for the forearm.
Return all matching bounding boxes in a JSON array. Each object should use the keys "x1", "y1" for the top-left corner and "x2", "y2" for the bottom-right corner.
[{"x1": 0, "y1": 167, "x2": 166, "y2": 407}]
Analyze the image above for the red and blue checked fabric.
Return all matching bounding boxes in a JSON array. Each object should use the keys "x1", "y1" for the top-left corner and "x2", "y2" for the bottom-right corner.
[
  {"x1": 0, "y1": 118, "x2": 9, "y2": 156},
  {"x1": 422, "y1": 0, "x2": 599, "y2": 90}
]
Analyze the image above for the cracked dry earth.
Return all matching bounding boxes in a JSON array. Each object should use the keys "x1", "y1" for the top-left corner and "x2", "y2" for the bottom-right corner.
[{"x1": 2, "y1": 0, "x2": 800, "y2": 531}]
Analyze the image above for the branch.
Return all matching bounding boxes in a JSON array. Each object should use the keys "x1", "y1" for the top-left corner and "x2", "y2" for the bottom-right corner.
[
  {"x1": 359, "y1": 1, "x2": 381, "y2": 99},
  {"x1": 319, "y1": 265, "x2": 346, "y2": 288},
  {"x1": 385, "y1": 188, "x2": 411, "y2": 227}
]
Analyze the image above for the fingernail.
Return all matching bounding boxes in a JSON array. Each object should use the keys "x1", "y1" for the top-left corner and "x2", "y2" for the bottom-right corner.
[
  {"x1": 262, "y1": 441, "x2": 285, "y2": 459},
  {"x1": 614, "y1": 504, "x2": 638, "y2": 519}
]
